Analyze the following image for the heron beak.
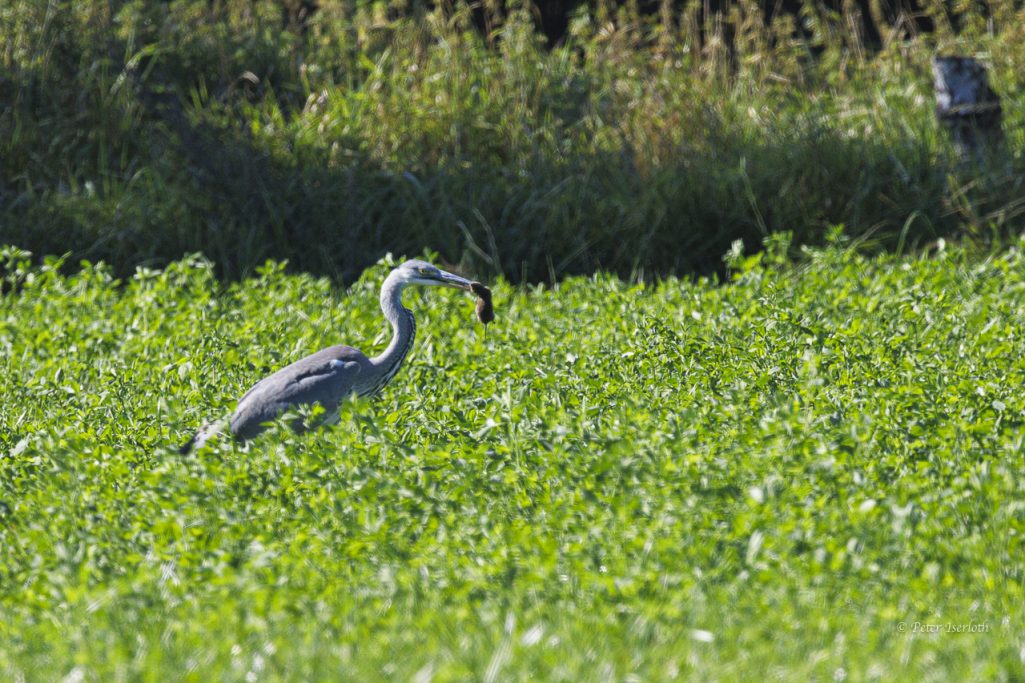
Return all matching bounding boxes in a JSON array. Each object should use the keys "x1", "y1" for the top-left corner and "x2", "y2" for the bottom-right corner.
[{"x1": 437, "y1": 270, "x2": 474, "y2": 291}]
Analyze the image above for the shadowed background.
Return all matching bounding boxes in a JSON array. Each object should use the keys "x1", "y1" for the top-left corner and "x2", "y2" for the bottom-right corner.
[{"x1": 2, "y1": 0, "x2": 1023, "y2": 283}]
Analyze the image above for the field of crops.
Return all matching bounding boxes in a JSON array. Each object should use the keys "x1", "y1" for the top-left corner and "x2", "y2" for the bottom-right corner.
[{"x1": 1, "y1": 238, "x2": 1023, "y2": 679}]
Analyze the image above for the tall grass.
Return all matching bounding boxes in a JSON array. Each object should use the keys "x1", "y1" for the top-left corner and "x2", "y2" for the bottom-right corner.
[{"x1": 2, "y1": 0, "x2": 1024, "y2": 282}]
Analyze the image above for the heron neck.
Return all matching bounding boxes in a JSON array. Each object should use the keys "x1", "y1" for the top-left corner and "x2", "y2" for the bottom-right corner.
[{"x1": 371, "y1": 271, "x2": 416, "y2": 376}]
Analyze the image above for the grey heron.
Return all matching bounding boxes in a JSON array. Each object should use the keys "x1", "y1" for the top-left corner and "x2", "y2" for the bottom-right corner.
[{"x1": 182, "y1": 259, "x2": 475, "y2": 452}]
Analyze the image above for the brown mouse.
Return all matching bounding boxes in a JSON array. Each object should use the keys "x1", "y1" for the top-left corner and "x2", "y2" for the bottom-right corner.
[{"x1": 470, "y1": 281, "x2": 494, "y2": 326}]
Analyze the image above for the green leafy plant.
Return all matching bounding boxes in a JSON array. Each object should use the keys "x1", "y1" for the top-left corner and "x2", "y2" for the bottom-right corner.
[{"x1": 1, "y1": 240, "x2": 1023, "y2": 678}]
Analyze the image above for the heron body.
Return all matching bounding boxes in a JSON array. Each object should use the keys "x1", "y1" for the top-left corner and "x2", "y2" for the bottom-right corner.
[
  {"x1": 228, "y1": 344, "x2": 369, "y2": 439},
  {"x1": 183, "y1": 259, "x2": 473, "y2": 451}
]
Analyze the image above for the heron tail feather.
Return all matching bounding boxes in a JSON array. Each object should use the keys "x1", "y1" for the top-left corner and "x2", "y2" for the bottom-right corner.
[{"x1": 180, "y1": 418, "x2": 229, "y2": 454}]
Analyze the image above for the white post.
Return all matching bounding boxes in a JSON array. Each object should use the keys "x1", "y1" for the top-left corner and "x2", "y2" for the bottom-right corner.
[{"x1": 932, "y1": 56, "x2": 1004, "y2": 163}]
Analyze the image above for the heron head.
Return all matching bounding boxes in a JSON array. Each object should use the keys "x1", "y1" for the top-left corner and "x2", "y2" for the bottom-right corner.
[{"x1": 398, "y1": 259, "x2": 473, "y2": 291}]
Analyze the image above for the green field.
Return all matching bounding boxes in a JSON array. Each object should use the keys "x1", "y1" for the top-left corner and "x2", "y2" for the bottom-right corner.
[
  {"x1": 2, "y1": 240, "x2": 1024, "y2": 679},
  {"x1": 5, "y1": 0, "x2": 1025, "y2": 678}
]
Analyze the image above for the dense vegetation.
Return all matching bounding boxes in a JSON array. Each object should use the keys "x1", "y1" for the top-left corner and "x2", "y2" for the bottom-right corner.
[
  {"x1": 1, "y1": 238, "x2": 1024, "y2": 678},
  {"x1": 2, "y1": 0, "x2": 1025, "y2": 282},
  {"x1": 3, "y1": 1, "x2": 1025, "y2": 678}
]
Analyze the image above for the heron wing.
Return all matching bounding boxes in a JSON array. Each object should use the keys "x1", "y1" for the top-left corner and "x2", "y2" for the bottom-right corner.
[{"x1": 230, "y1": 345, "x2": 367, "y2": 439}]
